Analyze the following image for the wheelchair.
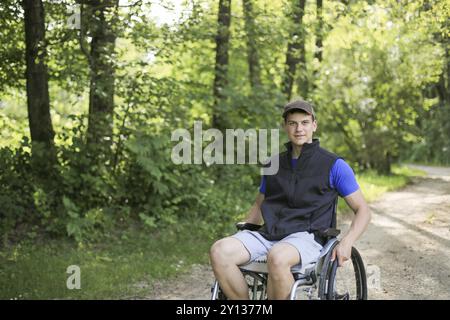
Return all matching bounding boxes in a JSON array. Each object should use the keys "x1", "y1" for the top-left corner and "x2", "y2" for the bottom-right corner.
[{"x1": 211, "y1": 222, "x2": 368, "y2": 300}]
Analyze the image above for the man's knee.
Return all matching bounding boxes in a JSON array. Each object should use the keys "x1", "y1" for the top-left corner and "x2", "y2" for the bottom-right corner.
[
  {"x1": 210, "y1": 237, "x2": 249, "y2": 267},
  {"x1": 210, "y1": 239, "x2": 227, "y2": 263},
  {"x1": 267, "y1": 250, "x2": 289, "y2": 271},
  {"x1": 267, "y1": 245, "x2": 299, "y2": 272}
]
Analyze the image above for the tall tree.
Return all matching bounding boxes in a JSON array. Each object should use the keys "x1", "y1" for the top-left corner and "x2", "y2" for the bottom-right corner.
[
  {"x1": 310, "y1": 0, "x2": 323, "y2": 93},
  {"x1": 242, "y1": 0, "x2": 261, "y2": 89},
  {"x1": 282, "y1": 0, "x2": 307, "y2": 101},
  {"x1": 314, "y1": 0, "x2": 323, "y2": 63},
  {"x1": 81, "y1": 0, "x2": 118, "y2": 159},
  {"x1": 22, "y1": 0, "x2": 57, "y2": 175},
  {"x1": 212, "y1": 0, "x2": 231, "y2": 130},
  {"x1": 416, "y1": 0, "x2": 450, "y2": 164}
]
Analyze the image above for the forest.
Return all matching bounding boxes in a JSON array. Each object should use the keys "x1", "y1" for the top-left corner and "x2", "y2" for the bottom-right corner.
[{"x1": 0, "y1": 0, "x2": 448, "y2": 299}]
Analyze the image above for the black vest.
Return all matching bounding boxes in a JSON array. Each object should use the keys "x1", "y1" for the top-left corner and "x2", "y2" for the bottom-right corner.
[{"x1": 259, "y1": 139, "x2": 340, "y2": 243}]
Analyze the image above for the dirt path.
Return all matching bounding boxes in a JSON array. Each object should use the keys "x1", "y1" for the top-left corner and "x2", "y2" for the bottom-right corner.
[
  {"x1": 145, "y1": 165, "x2": 450, "y2": 300},
  {"x1": 358, "y1": 165, "x2": 450, "y2": 299}
]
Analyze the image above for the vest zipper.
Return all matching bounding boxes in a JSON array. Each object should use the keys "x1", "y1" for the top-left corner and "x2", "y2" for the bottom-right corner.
[
  {"x1": 290, "y1": 176, "x2": 298, "y2": 207},
  {"x1": 289, "y1": 152, "x2": 302, "y2": 206}
]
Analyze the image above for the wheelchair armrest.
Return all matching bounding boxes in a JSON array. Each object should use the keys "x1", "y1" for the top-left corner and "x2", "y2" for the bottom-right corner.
[
  {"x1": 318, "y1": 228, "x2": 341, "y2": 238},
  {"x1": 236, "y1": 222, "x2": 262, "y2": 231}
]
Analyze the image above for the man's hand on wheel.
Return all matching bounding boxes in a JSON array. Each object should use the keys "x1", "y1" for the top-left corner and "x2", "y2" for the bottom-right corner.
[{"x1": 331, "y1": 240, "x2": 352, "y2": 267}]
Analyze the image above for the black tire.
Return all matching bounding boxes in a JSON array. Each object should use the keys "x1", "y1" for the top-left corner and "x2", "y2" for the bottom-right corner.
[
  {"x1": 317, "y1": 242, "x2": 367, "y2": 300},
  {"x1": 326, "y1": 247, "x2": 367, "y2": 300},
  {"x1": 317, "y1": 240, "x2": 339, "y2": 300}
]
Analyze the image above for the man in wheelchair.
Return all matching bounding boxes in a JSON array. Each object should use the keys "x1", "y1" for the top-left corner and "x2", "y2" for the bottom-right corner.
[{"x1": 210, "y1": 99, "x2": 371, "y2": 300}]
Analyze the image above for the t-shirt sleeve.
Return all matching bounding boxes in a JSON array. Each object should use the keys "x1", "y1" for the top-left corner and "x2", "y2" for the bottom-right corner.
[
  {"x1": 330, "y1": 158, "x2": 359, "y2": 197},
  {"x1": 259, "y1": 175, "x2": 266, "y2": 194}
]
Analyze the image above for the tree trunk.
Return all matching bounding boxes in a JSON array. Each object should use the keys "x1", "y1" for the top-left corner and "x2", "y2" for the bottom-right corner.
[
  {"x1": 314, "y1": 0, "x2": 323, "y2": 63},
  {"x1": 437, "y1": 40, "x2": 450, "y2": 164},
  {"x1": 282, "y1": 0, "x2": 307, "y2": 101},
  {"x1": 212, "y1": 0, "x2": 231, "y2": 130},
  {"x1": 243, "y1": 0, "x2": 261, "y2": 89},
  {"x1": 311, "y1": 0, "x2": 323, "y2": 93},
  {"x1": 22, "y1": 0, "x2": 57, "y2": 175},
  {"x1": 381, "y1": 151, "x2": 392, "y2": 175},
  {"x1": 85, "y1": 0, "x2": 118, "y2": 159}
]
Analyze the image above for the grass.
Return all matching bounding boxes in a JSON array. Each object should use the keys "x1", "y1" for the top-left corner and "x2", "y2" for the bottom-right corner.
[
  {"x1": 0, "y1": 224, "x2": 216, "y2": 299},
  {"x1": 0, "y1": 164, "x2": 427, "y2": 299},
  {"x1": 358, "y1": 164, "x2": 426, "y2": 201}
]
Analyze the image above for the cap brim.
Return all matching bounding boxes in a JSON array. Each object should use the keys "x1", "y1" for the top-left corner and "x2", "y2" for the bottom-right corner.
[{"x1": 282, "y1": 107, "x2": 313, "y2": 117}]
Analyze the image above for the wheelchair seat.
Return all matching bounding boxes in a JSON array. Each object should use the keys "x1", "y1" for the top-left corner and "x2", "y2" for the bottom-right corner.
[{"x1": 238, "y1": 237, "x2": 339, "y2": 275}]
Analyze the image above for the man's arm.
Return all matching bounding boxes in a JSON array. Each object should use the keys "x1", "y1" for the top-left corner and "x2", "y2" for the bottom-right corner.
[
  {"x1": 243, "y1": 193, "x2": 265, "y2": 225},
  {"x1": 332, "y1": 189, "x2": 371, "y2": 266}
]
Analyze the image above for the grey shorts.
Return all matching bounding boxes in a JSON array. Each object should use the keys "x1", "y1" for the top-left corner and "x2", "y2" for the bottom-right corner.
[{"x1": 232, "y1": 230, "x2": 323, "y2": 267}]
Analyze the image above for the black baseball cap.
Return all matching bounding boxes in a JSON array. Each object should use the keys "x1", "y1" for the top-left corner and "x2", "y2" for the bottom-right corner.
[{"x1": 282, "y1": 99, "x2": 316, "y2": 120}]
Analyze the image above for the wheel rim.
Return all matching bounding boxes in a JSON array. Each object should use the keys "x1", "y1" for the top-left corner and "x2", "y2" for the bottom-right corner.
[{"x1": 327, "y1": 247, "x2": 368, "y2": 300}]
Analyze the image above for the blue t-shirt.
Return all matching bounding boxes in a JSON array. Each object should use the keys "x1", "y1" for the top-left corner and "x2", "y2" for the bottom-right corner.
[{"x1": 259, "y1": 158, "x2": 359, "y2": 197}]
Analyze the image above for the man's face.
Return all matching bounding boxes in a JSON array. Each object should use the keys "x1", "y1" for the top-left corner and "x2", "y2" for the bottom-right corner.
[{"x1": 284, "y1": 111, "x2": 317, "y2": 147}]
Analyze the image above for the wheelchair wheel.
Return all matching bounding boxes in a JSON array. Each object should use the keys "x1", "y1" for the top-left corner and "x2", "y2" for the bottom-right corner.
[{"x1": 318, "y1": 244, "x2": 367, "y2": 300}]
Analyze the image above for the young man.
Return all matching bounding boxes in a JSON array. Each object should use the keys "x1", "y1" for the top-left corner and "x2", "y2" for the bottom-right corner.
[{"x1": 209, "y1": 99, "x2": 371, "y2": 300}]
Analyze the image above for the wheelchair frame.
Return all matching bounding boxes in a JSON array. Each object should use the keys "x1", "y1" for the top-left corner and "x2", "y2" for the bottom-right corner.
[
  {"x1": 210, "y1": 199, "x2": 368, "y2": 300},
  {"x1": 211, "y1": 237, "x2": 367, "y2": 300}
]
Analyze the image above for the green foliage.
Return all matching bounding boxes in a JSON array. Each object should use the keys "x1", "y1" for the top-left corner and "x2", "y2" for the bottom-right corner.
[
  {"x1": 0, "y1": 0, "x2": 448, "y2": 247},
  {"x1": 356, "y1": 165, "x2": 421, "y2": 203},
  {"x1": 0, "y1": 138, "x2": 35, "y2": 244},
  {"x1": 64, "y1": 196, "x2": 111, "y2": 244},
  {"x1": 44, "y1": 0, "x2": 90, "y2": 94},
  {"x1": 119, "y1": 129, "x2": 256, "y2": 235},
  {"x1": 314, "y1": 0, "x2": 446, "y2": 173},
  {"x1": 0, "y1": 0, "x2": 25, "y2": 92},
  {"x1": 1, "y1": 0, "x2": 449, "y2": 300},
  {"x1": 0, "y1": 223, "x2": 214, "y2": 299}
]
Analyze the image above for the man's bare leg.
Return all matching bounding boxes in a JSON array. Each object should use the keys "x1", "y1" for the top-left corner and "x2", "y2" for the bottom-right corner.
[
  {"x1": 266, "y1": 243, "x2": 301, "y2": 300},
  {"x1": 210, "y1": 237, "x2": 251, "y2": 299}
]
